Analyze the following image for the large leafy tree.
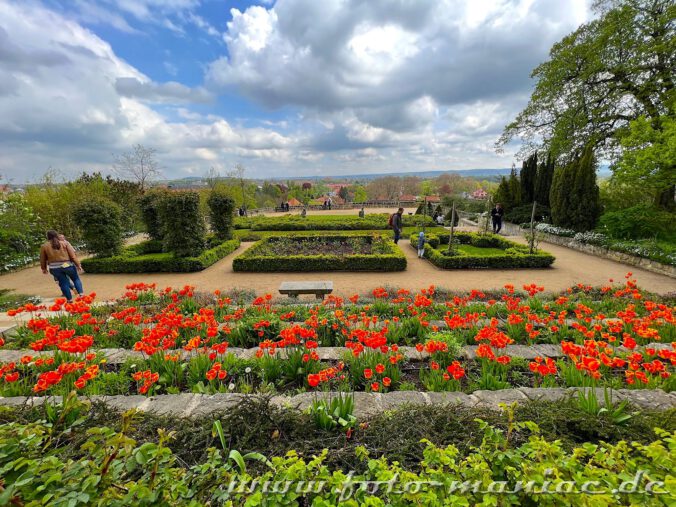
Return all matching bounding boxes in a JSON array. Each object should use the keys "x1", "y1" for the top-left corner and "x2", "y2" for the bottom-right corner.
[{"x1": 498, "y1": 0, "x2": 675, "y2": 208}]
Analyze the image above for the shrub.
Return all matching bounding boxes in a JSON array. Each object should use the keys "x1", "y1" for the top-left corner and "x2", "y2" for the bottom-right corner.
[
  {"x1": 505, "y1": 204, "x2": 551, "y2": 225},
  {"x1": 236, "y1": 214, "x2": 436, "y2": 231},
  {"x1": 599, "y1": 204, "x2": 675, "y2": 240},
  {"x1": 412, "y1": 231, "x2": 555, "y2": 269},
  {"x1": 158, "y1": 192, "x2": 206, "y2": 257},
  {"x1": 0, "y1": 195, "x2": 43, "y2": 272},
  {"x1": 82, "y1": 238, "x2": 239, "y2": 273},
  {"x1": 233, "y1": 235, "x2": 406, "y2": 272},
  {"x1": 207, "y1": 190, "x2": 235, "y2": 240},
  {"x1": 138, "y1": 190, "x2": 167, "y2": 241},
  {"x1": 72, "y1": 197, "x2": 123, "y2": 257}
]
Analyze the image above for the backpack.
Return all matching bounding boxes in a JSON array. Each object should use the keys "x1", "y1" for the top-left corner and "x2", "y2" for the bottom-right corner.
[{"x1": 388, "y1": 213, "x2": 395, "y2": 228}]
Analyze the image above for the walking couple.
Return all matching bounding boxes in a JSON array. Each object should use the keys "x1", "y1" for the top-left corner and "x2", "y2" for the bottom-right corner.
[{"x1": 40, "y1": 230, "x2": 84, "y2": 303}]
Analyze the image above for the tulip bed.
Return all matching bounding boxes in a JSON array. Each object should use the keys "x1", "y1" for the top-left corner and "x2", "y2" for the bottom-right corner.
[{"x1": 1, "y1": 274, "x2": 674, "y2": 398}]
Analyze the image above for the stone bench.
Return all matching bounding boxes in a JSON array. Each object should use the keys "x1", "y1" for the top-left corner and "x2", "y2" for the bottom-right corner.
[{"x1": 279, "y1": 281, "x2": 333, "y2": 300}]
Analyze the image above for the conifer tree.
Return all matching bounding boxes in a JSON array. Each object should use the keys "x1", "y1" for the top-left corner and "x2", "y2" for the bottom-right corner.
[
  {"x1": 534, "y1": 153, "x2": 555, "y2": 207},
  {"x1": 550, "y1": 147, "x2": 600, "y2": 231},
  {"x1": 507, "y1": 166, "x2": 521, "y2": 208},
  {"x1": 520, "y1": 153, "x2": 538, "y2": 203}
]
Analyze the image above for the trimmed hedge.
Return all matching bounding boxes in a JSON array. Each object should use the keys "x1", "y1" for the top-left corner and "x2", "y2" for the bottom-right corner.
[
  {"x1": 411, "y1": 231, "x2": 555, "y2": 269},
  {"x1": 82, "y1": 239, "x2": 240, "y2": 273},
  {"x1": 235, "y1": 214, "x2": 436, "y2": 231},
  {"x1": 138, "y1": 190, "x2": 167, "y2": 241},
  {"x1": 72, "y1": 197, "x2": 123, "y2": 257},
  {"x1": 158, "y1": 191, "x2": 206, "y2": 257},
  {"x1": 207, "y1": 190, "x2": 235, "y2": 240},
  {"x1": 233, "y1": 235, "x2": 406, "y2": 272}
]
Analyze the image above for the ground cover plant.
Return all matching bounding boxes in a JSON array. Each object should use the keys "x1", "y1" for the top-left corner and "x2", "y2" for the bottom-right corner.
[
  {"x1": 81, "y1": 238, "x2": 240, "y2": 273},
  {"x1": 0, "y1": 396, "x2": 674, "y2": 506},
  {"x1": 232, "y1": 234, "x2": 406, "y2": 272},
  {"x1": 412, "y1": 231, "x2": 555, "y2": 269},
  {"x1": 1, "y1": 275, "x2": 674, "y2": 398}
]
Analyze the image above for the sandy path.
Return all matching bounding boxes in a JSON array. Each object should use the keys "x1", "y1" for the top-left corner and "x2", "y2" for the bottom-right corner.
[{"x1": 1, "y1": 232, "x2": 673, "y2": 305}]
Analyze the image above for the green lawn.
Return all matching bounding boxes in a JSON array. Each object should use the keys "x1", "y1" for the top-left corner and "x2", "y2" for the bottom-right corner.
[{"x1": 455, "y1": 244, "x2": 507, "y2": 256}]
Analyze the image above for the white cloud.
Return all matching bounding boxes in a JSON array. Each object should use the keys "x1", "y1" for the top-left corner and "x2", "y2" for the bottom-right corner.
[{"x1": 0, "y1": 1, "x2": 302, "y2": 181}]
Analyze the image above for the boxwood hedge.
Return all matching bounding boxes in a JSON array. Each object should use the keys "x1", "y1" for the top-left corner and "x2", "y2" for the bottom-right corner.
[
  {"x1": 82, "y1": 238, "x2": 240, "y2": 273},
  {"x1": 235, "y1": 213, "x2": 436, "y2": 231},
  {"x1": 412, "y1": 231, "x2": 555, "y2": 269},
  {"x1": 233, "y1": 234, "x2": 406, "y2": 272}
]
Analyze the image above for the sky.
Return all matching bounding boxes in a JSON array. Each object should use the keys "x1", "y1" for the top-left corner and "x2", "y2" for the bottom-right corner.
[{"x1": 0, "y1": 0, "x2": 591, "y2": 183}]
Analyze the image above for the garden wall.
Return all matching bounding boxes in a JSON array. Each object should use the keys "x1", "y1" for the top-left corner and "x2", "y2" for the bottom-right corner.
[{"x1": 503, "y1": 222, "x2": 676, "y2": 279}]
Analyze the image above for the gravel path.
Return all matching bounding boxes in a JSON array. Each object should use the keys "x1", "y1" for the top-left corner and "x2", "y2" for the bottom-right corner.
[{"x1": 1, "y1": 230, "x2": 674, "y2": 305}]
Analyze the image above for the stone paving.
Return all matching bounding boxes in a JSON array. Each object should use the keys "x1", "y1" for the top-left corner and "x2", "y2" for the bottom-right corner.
[{"x1": 1, "y1": 388, "x2": 673, "y2": 418}]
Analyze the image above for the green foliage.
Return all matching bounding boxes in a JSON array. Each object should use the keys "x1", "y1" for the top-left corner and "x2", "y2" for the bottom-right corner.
[
  {"x1": 0, "y1": 194, "x2": 43, "y2": 271},
  {"x1": 505, "y1": 203, "x2": 551, "y2": 225},
  {"x1": 533, "y1": 152, "x2": 555, "y2": 207},
  {"x1": 310, "y1": 393, "x2": 357, "y2": 432},
  {"x1": 1, "y1": 405, "x2": 674, "y2": 505},
  {"x1": 499, "y1": 0, "x2": 675, "y2": 172},
  {"x1": 159, "y1": 191, "x2": 206, "y2": 257},
  {"x1": 493, "y1": 166, "x2": 521, "y2": 210},
  {"x1": 551, "y1": 147, "x2": 601, "y2": 231},
  {"x1": 236, "y1": 213, "x2": 436, "y2": 231},
  {"x1": 206, "y1": 190, "x2": 235, "y2": 240},
  {"x1": 138, "y1": 190, "x2": 168, "y2": 241},
  {"x1": 233, "y1": 235, "x2": 406, "y2": 272},
  {"x1": 520, "y1": 152, "x2": 538, "y2": 203},
  {"x1": 614, "y1": 112, "x2": 676, "y2": 209},
  {"x1": 413, "y1": 232, "x2": 555, "y2": 269},
  {"x1": 72, "y1": 197, "x2": 124, "y2": 257},
  {"x1": 82, "y1": 239, "x2": 240, "y2": 273},
  {"x1": 599, "y1": 204, "x2": 675, "y2": 240}
]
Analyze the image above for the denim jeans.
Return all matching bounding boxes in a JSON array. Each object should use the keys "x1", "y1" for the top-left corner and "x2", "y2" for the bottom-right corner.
[
  {"x1": 393, "y1": 229, "x2": 401, "y2": 244},
  {"x1": 492, "y1": 217, "x2": 502, "y2": 233},
  {"x1": 50, "y1": 265, "x2": 83, "y2": 301}
]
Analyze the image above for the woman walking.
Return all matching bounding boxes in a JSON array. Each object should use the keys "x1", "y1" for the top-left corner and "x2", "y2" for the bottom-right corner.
[{"x1": 40, "y1": 230, "x2": 84, "y2": 302}]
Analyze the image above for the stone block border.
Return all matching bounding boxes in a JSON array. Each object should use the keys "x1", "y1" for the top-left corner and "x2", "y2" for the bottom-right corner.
[
  {"x1": 0, "y1": 342, "x2": 670, "y2": 365},
  {"x1": 1, "y1": 388, "x2": 673, "y2": 418}
]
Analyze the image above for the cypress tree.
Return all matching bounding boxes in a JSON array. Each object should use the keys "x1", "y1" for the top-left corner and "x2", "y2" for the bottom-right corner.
[
  {"x1": 569, "y1": 146, "x2": 600, "y2": 231},
  {"x1": 493, "y1": 177, "x2": 511, "y2": 209},
  {"x1": 534, "y1": 152, "x2": 554, "y2": 207},
  {"x1": 520, "y1": 153, "x2": 538, "y2": 203},
  {"x1": 507, "y1": 166, "x2": 521, "y2": 208},
  {"x1": 550, "y1": 159, "x2": 576, "y2": 228}
]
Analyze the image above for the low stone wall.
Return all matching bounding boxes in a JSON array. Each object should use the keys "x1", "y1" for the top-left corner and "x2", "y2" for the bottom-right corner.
[
  {"x1": 505, "y1": 222, "x2": 675, "y2": 278},
  {"x1": 1, "y1": 388, "x2": 673, "y2": 418}
]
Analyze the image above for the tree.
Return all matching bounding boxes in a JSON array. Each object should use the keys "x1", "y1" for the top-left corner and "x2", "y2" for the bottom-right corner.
[
  {"x1": 520, "y1": 153, "x2": 538, "y2": 203},
  {"x1": 204, "y1": 167, "x2": 221, "y2": 190},
  {"x1": 113, "y1": 144, "x2": 161, "y2": 193},
  {"x1": 353, "y1": 185, "x2": 367, "y2": 203},
  {"x1": 507, "y1": 165, "x2": 521, "y2": 208},
  {"x1": 533, "y1": 153, "x2": 555, "y2": 207},
  {"x1": 498, "y1": 0, "x2": 675, "y2": 208},
  {"x1": 228, "y1": 164, "x2": 248, "y2": 213},
  {"x1": 613, "y1": 113, "x2": 675, "y2": 210},
  {"x1": 338, "y1": 186, "x2": 349, "y2": 202},
  {"x1": 493, "y1": 177, "x2": 511, "y2": 209},
  {"x1": 550, "y1": 146, "x2": 601, "y2": 230}
]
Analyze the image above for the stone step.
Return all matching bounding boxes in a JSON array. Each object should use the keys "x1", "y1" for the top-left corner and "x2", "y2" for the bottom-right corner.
[
  {"x1": 0, "y1": 342, "x2": 669, "y2": 366},
  {"x1": 0, "y1": 388, "x2": 673, "y2": 418}
]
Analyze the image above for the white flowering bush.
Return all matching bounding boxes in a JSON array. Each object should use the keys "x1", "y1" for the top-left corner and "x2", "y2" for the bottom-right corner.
[
  {"x1": 573, "y1": 231, "x2": 609, "y2": 246},
  {"x1": 534, "y1": 223, "x2": 576, "y2": 237}
]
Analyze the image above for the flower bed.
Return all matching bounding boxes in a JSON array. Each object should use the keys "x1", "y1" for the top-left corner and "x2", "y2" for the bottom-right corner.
[
  {"x1": 412, "y1": 232, "x2": 555, "y2": 269},
  {"x1": 1, "y1": 277, "x2": 674, "y2": 398},
  {"x1": 232, "y1": 234, "x2": 406, "y2": 272},
  {"x1": 81, "y1": 238, "x2": 240, "y2": 273},
  {"x1": 235, "y1": 213, "x2": 436, "y2": 231},
  {"x1": 1, "y1": 400, "x2": 673, "y2": 506}
]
